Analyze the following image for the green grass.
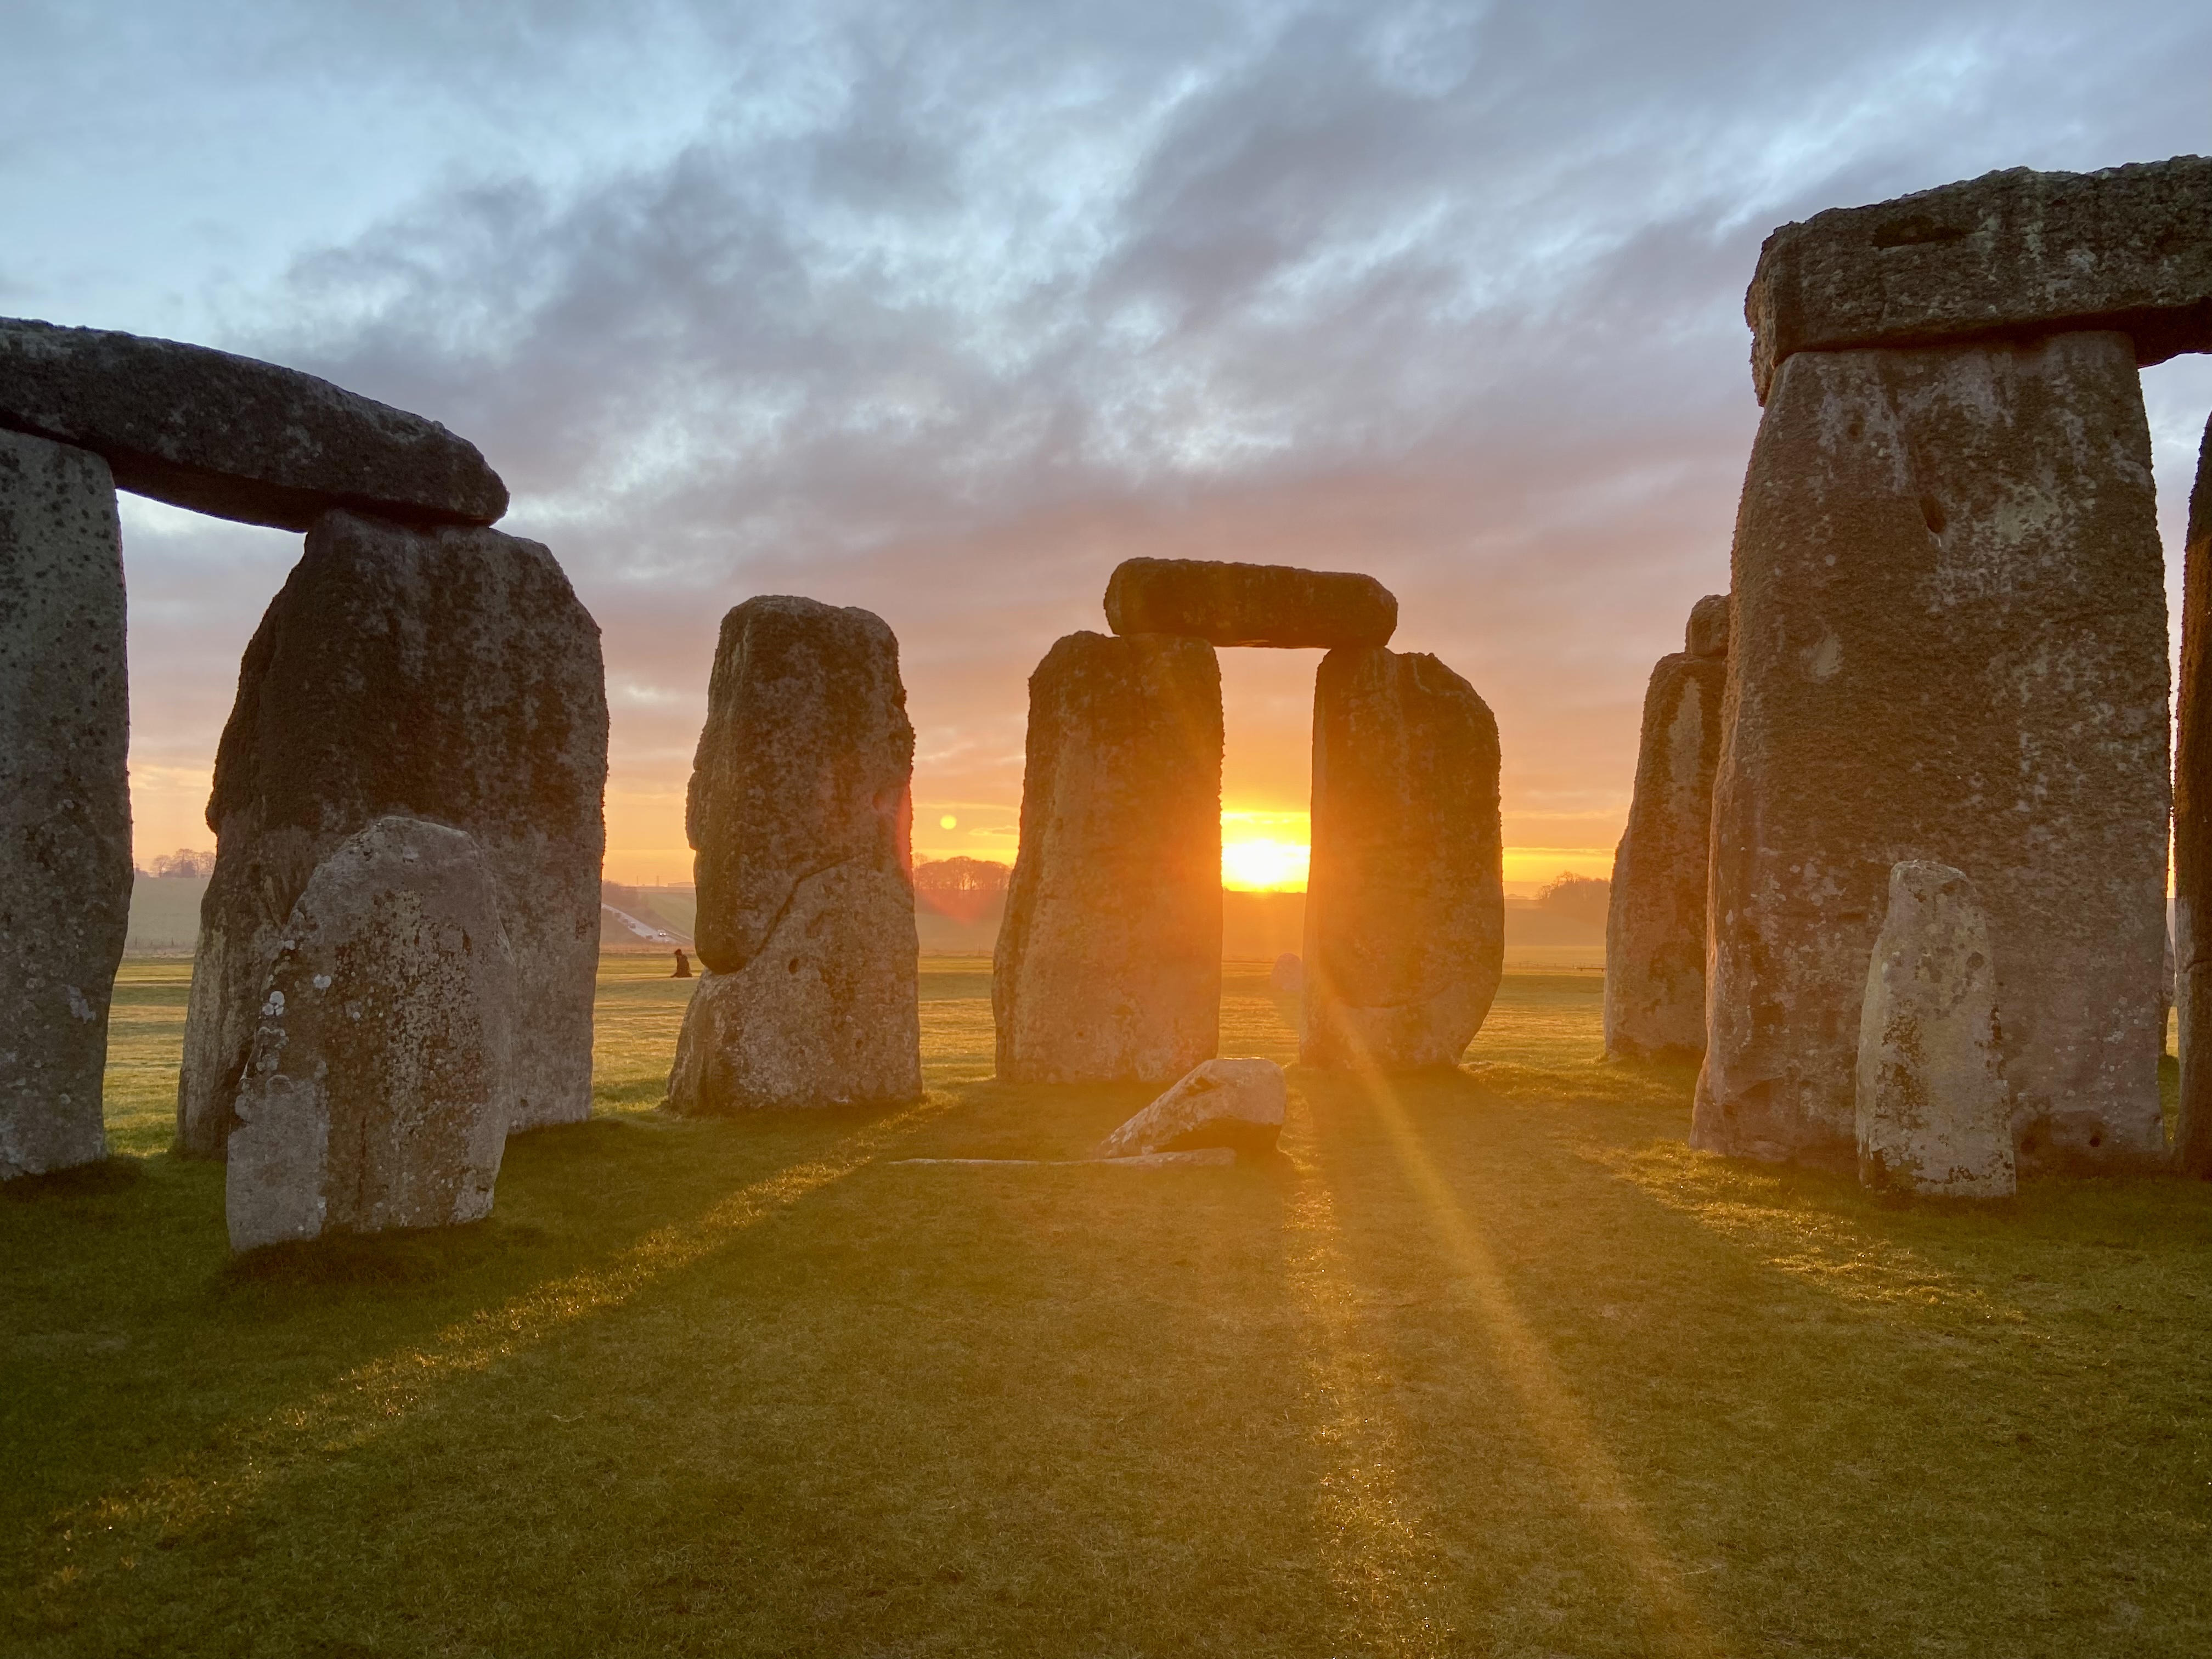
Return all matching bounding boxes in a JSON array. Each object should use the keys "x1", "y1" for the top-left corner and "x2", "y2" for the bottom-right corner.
[{"x1": 2, "y1": 958, "x2": 2208, "y2": 1656}]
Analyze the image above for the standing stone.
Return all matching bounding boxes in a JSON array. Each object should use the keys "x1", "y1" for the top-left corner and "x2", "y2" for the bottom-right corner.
[
  {"x1": 1104, "y1": 557, "x2": 1397, "y2": 648},
  {"x1": 0, "y1": 429, "x2": 128, "y2": 1178},
  {"x1": 179, "y1": 509, "x2": 606, "y2": 1157},
  {"x1": 2176, "y1": 411, "x2": 2212, "y2": 1175},
  {"x1": 1698, "y1": 333, "x2": 2168, "y2": 1173},
  {"x1": 666, "y1": 596, "x2": 920, "y2": 1111},
  {"x1": 1303, "y1": 647, "x2": 1503, "y2": 1071},
  {"x1": 1604, "y1": 596, "x2": 1728, "y2": 1059},
  {"x1": 995, "y1": 632, "x2": 1222, "y2": 1084},
  {"x1": 227, "y1": 817, "x2": 515, "y2": 1251},
  {"x1": 0, "y1": 317, "x2": 507, "y2": 530},
  {"x1": 1856, "y1": 862, "x2": 2015, "y2": 1198}
]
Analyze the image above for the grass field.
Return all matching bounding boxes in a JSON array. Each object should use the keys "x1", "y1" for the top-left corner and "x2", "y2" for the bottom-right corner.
[{"x1": 3, "y1": 957, "x2": 2209, "y2": 1656}]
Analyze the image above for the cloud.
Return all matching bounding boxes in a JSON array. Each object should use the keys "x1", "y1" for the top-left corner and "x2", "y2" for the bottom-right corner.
[{"x1": 33, "y1": 0, "x2": 2212, "y2": 872}]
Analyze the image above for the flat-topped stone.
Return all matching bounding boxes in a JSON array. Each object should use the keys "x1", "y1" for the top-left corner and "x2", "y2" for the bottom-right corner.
[
  {"x1": 1747, "y1": 156, "x2": 2212, "y2": 403},
  {"x1": 0, "y1": 317, "x2": 507, "y2": 531},
  {"x1": 1103, "y1": 557, "x2": 1396, "y2": 649}
]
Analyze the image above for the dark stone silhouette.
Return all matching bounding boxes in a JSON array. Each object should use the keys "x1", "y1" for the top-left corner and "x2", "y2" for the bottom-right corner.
[
  {"x1": 0, "y1": 428, "x2": 128, "y2": 1178},
  {"x1": 1747, "y1": 157, "x2": 2212, "y2": 402},
  {"x1": 1304, "y1": 646, "x2": 1503, "y2": 1070},
  {"x1": 1104, "y1": 557, "x2": 1397, "y2": 649},
  {"x1": 673, "y1": 948, "x2": 692, "y2": 979},
  {"x1": 2176, "y1": 411, "x2": 2212, "y2": 1176},
  {"x1": 179, "y1": 509, "x2": 607, "y2": 1157},
  {"x1": 226, "y1": 817, "x2": 515, "y2": 1251},
  {"x1": 996, "y1": 631, "x2": 1222, "y2": 1082},
  {"x1": 0, "y1": 316, "x2": 507, "y2": 530},
  {"x1": 1605, "y1": 595, "x2": 1728, "y2": 1059},
  {"x1": 1699, "y1": 334, "x2": 2168, "y2": 1174},
  {"x1": 667, "y1": 596, "x2": 919, "y2": 1111}
]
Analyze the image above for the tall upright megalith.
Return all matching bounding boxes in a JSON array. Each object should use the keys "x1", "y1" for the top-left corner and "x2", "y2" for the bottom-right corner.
[
  {"x1": 227, "y1": 817, "x2": 516, "y2": 1251},
  {"x1": 996, "y1": 631, "x2": 1223, "y2": 1083},
  {"x1": 1303, "y1": 647, "x2": 1503, "y2": 1071},
  {"x1": 2176, "y1": 411, "x2": 2212, "y2": 1177},
  {"x1": 666, "y1": 596, "x2": 921, "y2": 1111},
  {"x1": 1856, "y1": 862, "x2": 2015, "y2": 1198},
  {"x1": 0, "y1": 428, "x2": 129, "y2": 1178},
  {"x1": 1604, "y1": 595, "x2": 1728, "y2": 1060},
  {"x1": 179, "y1": 509, "x2": 607, "y2": 1156},
  {"x1": 1697, "y1": 333, "x2": 2169, "y2": 1172}
]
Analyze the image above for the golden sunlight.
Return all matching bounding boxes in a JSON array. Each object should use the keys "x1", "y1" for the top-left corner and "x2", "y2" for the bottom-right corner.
[{"x1": 1222, "y1": 809, "x2": 1310, "y2": 891}]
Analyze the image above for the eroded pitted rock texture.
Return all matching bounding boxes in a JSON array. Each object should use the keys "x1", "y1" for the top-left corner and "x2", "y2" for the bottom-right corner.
[
  {"x1": 1697, "y1": 334, "x2": 2168, "y2": 1175},
  {"x1": 1303, "y1": 647, "x2": 1503, "y2": 1071},
  {"x1": 1604, "y1": 596, "x2": 1728, "y2": 1060},
  {"x1": 995, "y1": 632, "x2": 1222, "y2": 1084},
  {"x1": 667, "y1": 596, "x2": 919, "y2": 1111},
  {"x1": 1103, "y1": 557, "x2": 1396, "y2": 649},
  {"x1": 0, "y1": 317, "x2": 507, "y2": 531},
  {"x1": 225, "y1": 817, "x2": 515, "y2": 1251},
  {"x1": 179, "y1": 510, "x2": 606, "y2": 1156},
  {"x1": 1857, "y1": 862, "x2": 2014, "y2": 1198},
  {"x1": 1747, "y1": 156, "x2": 2212, "y2": 402},
  {"x1": 1093, "y1": 1057, "x2": 1286, "y2": 1159},
  {"x1": 2176, "y1": 411, "x2": 2212, "y2": 1176},
  {"x1": 0, "y1": 430, "x2": 128, "y2": 1178}
]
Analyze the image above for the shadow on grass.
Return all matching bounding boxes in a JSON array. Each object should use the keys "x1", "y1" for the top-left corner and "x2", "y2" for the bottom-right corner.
[
  {"x1": 0, "y1": 1155, "x2": 148, "y2": 1202},
  {"x1": 224, "y1": 1216, "x2": 542, "y2": 1287}
]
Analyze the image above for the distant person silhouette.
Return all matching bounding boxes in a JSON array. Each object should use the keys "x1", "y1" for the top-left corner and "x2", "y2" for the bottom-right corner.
[{"x1": 673, "y1": 948, "x2": 692, "y2": 979}]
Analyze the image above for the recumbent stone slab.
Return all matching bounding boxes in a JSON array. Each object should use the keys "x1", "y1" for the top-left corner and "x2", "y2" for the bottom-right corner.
[
  {"x1": 0, "y1": 429, "x2": 128, "y2": 1178},
  {"x1": 0, "y1": 316, "x2": 508, "y2": 531},
  {"x1": 2176, "y1": 410, "x2": 2212, "y2": 1176},
  {"x1": 1604, "y1": 597, "x2": 1727, "y2": 1060},
  {"x1": 179, "y1": 509, "x2": 606, "y2": 1156},
  {"x1": 667, "y1": 595, "x2": 919, "y2": 1112},
  {"x1": 1303, "y1": 647, "x2": 1503, "y2": 1071},
  {"x1": 1856, "y1": 862, "x2": 2014, "y2": 1198},
  {"x1": 1747, "y1": 156, "x2": 2212, "y2": 403},
  {"x1": 226, "y1": 817, "x2": 516, "y2": 1251},
  {"x1": 1103, "y1": 557, "x2": 1397, "y2": 649},
  {"x1": 1093, "y1": 1057, "x2": 1286, "y2": 1160},
  {"x1": 996, "y1": 631, "x2": 1223, "y2": 1084},
  {"x1": 1697, "y1": 334, "x2": 2168, "y2": 1175}
]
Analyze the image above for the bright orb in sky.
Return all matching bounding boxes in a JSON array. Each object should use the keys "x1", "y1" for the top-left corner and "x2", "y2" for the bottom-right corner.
[
  {"x1": 1222, "y1": 838, "x2": 1309, "y2": 891},
  {"x1": 939, "y1": 814, "x2": 958, "y2": 830}
]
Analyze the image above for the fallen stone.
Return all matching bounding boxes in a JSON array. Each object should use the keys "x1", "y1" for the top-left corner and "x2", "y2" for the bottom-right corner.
[
  {"x1": 2176, "y1": 410, "x2": 2212, "y2": 1176},
  {"x1": 1093, "y1": 1057, "x2": 1286, "y2": 1159},
  {"x1": 892, "y1": 1149, "x2": 1237, "y2": 1169},
  {"x1": 1103, "y1": 557, "x2": 1397, "y2": 648},
  {"x1": 1856, "y1": 862, "x2": 2015, "y2": 1198},
  {"x1": 1304, "y1": 647, "x2": 1504, "y2": 1070},
  {"x1": 995, "y1": 631, "x2": 1223, "y2": 1083},
  {"x1": 1747, "y1": 156, "x2": 2212, "y2": 403},
  {"x1": 225, "y1": 817, "x2": 516, "y2": 1251},
  {"x1": 179, "y1": 509, "x2": 607, "y2": 1156},
  {"x1": 0, "y1": 317, "x2": 507, "y2": 531},
  {"x1": 1698, "y1": 334, "x2": 2168, "y2": 1174},
  {"x1": 667, "y1": 596, "x2": 919, "y2": 1111},
  {"x1": 1604, "y1": 597, "x2": 1727, "y2": 1060},
  {"x1": 1270, "y1": 952, "x2": 1304, "y2": 994},
  {"x1": 0, "y1": 429, "x2": 128, "y2": 1178}
]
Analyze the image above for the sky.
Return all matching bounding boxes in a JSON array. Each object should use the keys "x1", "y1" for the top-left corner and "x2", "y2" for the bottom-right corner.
[{"x1": 5, "y1": 0, "x2": 2210, "y2": 891}]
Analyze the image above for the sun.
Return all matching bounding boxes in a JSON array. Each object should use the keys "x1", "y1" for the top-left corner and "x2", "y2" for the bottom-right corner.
[{"x1": 1221, "y1": 809, "x2": 1310, "y2": 891}]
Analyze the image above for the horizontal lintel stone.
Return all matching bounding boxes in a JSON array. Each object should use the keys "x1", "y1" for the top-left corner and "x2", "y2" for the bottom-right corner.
[{"x1": 1103, "y1": 557, "x2": 1396, "y2": 649}]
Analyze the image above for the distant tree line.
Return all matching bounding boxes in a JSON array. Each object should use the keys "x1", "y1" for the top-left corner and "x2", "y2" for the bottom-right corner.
[
  {"x1": 139, "y1": 848, "x2": 215, "y2": 878},
  {"x1": 913, "y1": 857, "x2": 1010, "y2": 894},
  {"x1": 1533, "y1": 872, "x2": 1610, "y2": 926}
]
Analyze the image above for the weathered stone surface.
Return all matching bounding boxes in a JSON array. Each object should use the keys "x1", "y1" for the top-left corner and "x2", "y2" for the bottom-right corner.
[
  {"x1": 1856, "y1": 862, "x2": 2015, "y2": 1198},
  {"x1": 1093, "y1": 1057, "x2": 1286, "y2": 1159},
  {"x1": 665, "y1": 596, "x2": 919, "y2": 1111},
  {"x1": 2176, "y1": 411, "x2": 2212, "y2": 1175},
  {"x1": 1604, "y1": 602, "x2": 1726, "y2": 1060},
  {"x1": 226, "y1": 817, "x2": 515, "y2": 1251},
  {"x1": 1697, "y1": 334, "x2": 2168, "y2": 1174},
  {"x1": 995, "y1": 631, "x2": 1223, "y2": 1083},
  {"x1": 1747, "y1": 157, "x2": 2212, "y2": 403},
  {"x1": 1303, "y1": 647, "x2": 1503, "y2": 1070},
  {"x1": 179, "y1": 509, "x2": 606, "y2": 1156},
  {"x1": 0, "y1": 317, "x2": 507, "y2": 531},
  {"x1": 1270, "y1": 952, "x2": 1304, "y2": 995},
  {"x1": 1103, "y1": 557, "x2": 1397, "y2": 648},
  {"x1": 1685, "y1": 592, "x2": 1731, "y2": 659},
  {"x1": 0, "y1": 430, "x2": 128, "y2": 1178}
]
